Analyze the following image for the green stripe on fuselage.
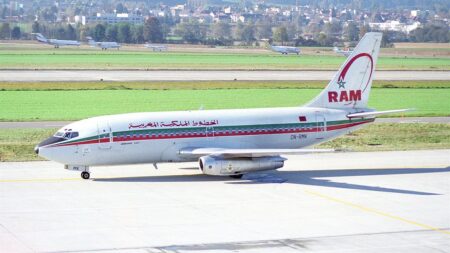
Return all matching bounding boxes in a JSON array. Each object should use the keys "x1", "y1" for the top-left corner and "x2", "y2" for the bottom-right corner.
[
  {"x1": 112, "y1": 118, "x2": 371, "y2": 137},
  {"x1": 58, "y1": 118, "x2": 372, "y2": 146}
]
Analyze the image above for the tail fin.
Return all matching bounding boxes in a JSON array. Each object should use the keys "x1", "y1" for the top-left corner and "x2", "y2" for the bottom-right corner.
[
  {"x1": 33, "y1": 33, "x2": 48, "y2": 43},
  {"x1": 86, "y1": 36, "x2": 96, "y2": 46},
  {"x1": 306, "y1": 32, "x2": 382, "y2": 109}
]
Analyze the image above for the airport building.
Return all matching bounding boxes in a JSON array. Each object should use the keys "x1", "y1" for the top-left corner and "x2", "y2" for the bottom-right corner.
[{"x1": 75, "y1": 13, "x2": 144, "y2": 25}]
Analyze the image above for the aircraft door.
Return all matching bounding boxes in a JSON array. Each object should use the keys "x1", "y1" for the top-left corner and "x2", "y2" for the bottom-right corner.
[
  {"x1": 97, "y1": 121, "x2": 112, "y2": 149},
  {"x1": 315, "y1": 112, "x2": 326, "y2": 140}
]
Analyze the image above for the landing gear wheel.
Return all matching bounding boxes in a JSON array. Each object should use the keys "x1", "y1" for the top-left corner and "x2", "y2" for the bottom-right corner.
[
  {"x1": 81, "y1": 171, "x2": 90, "y2": 180},
  {"x1": 229, "y1": 174, "x2": 243, "y2": 179}
]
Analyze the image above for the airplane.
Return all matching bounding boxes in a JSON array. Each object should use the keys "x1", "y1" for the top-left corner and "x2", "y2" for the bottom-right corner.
[
  {"x1": 86, "y1": 37, "x2": 121, "y2": 50},
  {"x1": 145, "y1": 44, "x2": 168, "y2": 51},
  {"x1": 270, "y1": 45, "x2": 300, "y2": 55},
  {"x1": 333, "y1": 46, "x2": 353, "y2": 57},
  {"x1": 35, "y1": 32, "x2": 409, "y2": 180},
  {"x1": 33, "y1": 33, "x2": 81, "y2": 48}
]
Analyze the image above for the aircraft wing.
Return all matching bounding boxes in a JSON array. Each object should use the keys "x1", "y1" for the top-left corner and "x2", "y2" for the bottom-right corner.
[{"x1": 179, "y1": 147, "x2": 334, "y2": 158}]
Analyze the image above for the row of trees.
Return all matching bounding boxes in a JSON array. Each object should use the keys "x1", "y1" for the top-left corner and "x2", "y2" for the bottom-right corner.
[
  {"x1": 0, "y1": 23, "x2": 22, "y2": 39},
  {"x1": 2, "y1": 19, "x2": 448, "y2": 45},
  {"x1": 86, "y1": 17, "x2": 163, "y2": 43},
  {"x1": 28, "y1": 18, "x2": 164, "y2": 44},
  {"x1": 410, "y1": 24, "x2": 449, "y2": 43}
]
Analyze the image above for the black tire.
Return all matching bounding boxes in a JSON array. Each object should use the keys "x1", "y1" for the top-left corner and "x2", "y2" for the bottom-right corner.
[
  {"x1": 229, "y1": 174, "x2": 243, "y2": 179},
  {"x1": 81, "y1": 171, "x2": 90, "y2": 180}
]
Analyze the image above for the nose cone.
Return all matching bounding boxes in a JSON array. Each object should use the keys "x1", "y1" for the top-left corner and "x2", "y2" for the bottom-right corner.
[{"x1": 35, "y1": 136, "x2": 65, "y2": 157}]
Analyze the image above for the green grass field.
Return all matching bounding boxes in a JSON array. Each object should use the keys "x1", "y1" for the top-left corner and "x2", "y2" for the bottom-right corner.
[
  {"x1": 0, "y1": 50, "x2": 448, "y2": 70},
  {"x1": 0, "y1": 88, "x2": 448, "y2": 121},
  {"x1": 318, "y1": 123, "x2": 450, "y2": 151},
  {"x1": 1, "y1": 123, "x2": 449, "y2": 161}
]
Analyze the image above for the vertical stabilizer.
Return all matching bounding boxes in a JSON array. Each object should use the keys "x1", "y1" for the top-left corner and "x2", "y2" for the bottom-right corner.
[
  {"x1": 34, "y1": 33, "x2": 48, "y2": 43},
  {"x1": 306, "y1": 32, "x2": 382, "y2": 109},
  {"x1": 86, "y1": 36, "x2": 96, "y2": 46}
]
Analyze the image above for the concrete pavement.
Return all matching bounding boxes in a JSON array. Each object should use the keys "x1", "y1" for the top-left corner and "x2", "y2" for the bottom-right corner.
[
  {"x1": 0, "y1": 70, "x2": 449, "y2": 82},
  {"x1": 0, "y1": 150, "x2": 449, "y2": 252}
]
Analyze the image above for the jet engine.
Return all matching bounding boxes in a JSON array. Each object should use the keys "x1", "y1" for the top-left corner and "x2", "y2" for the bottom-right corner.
[{"x1": 198, "y1": 156, "x2": 286, "y2": 176}]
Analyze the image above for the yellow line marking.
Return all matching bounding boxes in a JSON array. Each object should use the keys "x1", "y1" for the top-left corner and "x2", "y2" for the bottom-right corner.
[
  {"x1": 304, "y1": 189, "x2": 450, "y2": 236},
  {"x1": 0, "y1": 178, "x2": 81, "y2": 183}
]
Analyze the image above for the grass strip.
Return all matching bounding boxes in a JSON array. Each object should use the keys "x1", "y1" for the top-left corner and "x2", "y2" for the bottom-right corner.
[
  {"x1": 0, "y1": 52, "x2": 448, "y2": 70},
  {"x1": 0, "y1": 88, "x2": 448, "y2": 121}
]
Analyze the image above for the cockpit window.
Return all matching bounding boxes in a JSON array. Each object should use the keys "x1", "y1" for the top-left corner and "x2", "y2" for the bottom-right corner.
[
  {"x1": 54, "y1": 132, "x2": 64, "y2": 137},
  {"x1": 55, "y1": 131, "x2": 79, "y2": 139}
]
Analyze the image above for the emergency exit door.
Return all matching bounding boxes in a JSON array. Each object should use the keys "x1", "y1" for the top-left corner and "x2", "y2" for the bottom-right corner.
[{"x1": 97, "y1": 121, "x2": 112, "y2": 149}]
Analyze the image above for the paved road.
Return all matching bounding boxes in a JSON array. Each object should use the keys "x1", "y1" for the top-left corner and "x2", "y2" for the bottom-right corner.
[
  {"x1": 0, "y1": 70, "x2": 449, "y2": 81},
  {"x1": 1, "y1": 117, "x2": 448, "y2": 129},
  {"x1": 0, "y1": 150, "x2": 449, "y2": 252}
]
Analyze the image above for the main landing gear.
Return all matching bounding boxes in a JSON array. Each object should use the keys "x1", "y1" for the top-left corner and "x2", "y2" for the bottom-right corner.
[
  {"x1": 229, "y1": 174, "x2": 243, "y2": 179},
  {"x1": 81, "y1": 171, "x2": 90, "y2": 179}
]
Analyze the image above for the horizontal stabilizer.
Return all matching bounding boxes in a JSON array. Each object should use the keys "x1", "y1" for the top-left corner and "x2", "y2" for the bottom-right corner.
[
  {"x1": 347, "y1": 109, "x2": 412, "y2": 118},
  {"x1": 180, "y1": 148, "x2": 334, "y2": 158}
]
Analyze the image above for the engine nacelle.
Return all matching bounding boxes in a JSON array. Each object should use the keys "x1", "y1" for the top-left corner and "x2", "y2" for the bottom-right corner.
[{"x1": 198, "y1": 156, "x2": 285, "y2": 176}]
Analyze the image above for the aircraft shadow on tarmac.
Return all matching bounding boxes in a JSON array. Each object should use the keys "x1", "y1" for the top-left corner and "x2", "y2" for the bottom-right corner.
[{"x1": 94, "y1": 167, "x2": 450, "y2": 195}]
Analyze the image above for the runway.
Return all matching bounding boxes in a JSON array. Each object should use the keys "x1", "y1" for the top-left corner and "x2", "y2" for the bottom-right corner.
[
  {"x1": 1, "y1": 150, "x2": 449, "y2": 253},
  {"x1": 0, "y1": 70, "x2": 449, "y2": 81},
  {"x1": 1, "y1": 117, "x2": 448, "y2": 129}
]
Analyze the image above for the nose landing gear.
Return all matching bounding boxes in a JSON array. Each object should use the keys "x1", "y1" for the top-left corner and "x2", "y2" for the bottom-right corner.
[
  {"x1": 64, "y1": 165, "x2": 90, "y2": 180},
  {"x1": 81, "y1": 171, "x2": 90, "y2": 180}
]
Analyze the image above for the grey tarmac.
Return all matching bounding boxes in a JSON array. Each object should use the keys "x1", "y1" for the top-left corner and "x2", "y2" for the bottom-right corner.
[
  {"x1": 0, "y1": 149, "x2": 449, "y2": 253},
  {"x1": 0, "y1": 70, "x2": 449, "y2": 81},
  {"x1": 1, "y1": 117, "x2": 448, "y2": 129}
]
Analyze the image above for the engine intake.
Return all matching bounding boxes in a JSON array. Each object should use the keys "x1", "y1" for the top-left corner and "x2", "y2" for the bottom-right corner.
[{"x1": 199, "y1": 156, "x2": 285, "y2": 176}]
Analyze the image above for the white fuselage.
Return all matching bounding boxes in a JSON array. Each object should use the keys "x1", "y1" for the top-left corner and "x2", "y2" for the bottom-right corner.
[
  {"x1": 145, "y1": 44, "x2": 167, "y2": 51},
  {"x1": 38, "y1": 107, "x2": 373, "y2": 167},
  {"x1": 98, "y1": 42, "x2": 120, "y2": 49},
  {"x1": 48, "y1": 39, "x2": 81, "y2": 47},
  {"x1": 271, "y1": 46, "x2": 300, "y2": 55}
]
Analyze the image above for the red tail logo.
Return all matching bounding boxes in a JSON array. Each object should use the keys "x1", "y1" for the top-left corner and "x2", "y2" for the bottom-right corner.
[{"x1": 328, "y1": 90, "x2": 362, "y2": 102}]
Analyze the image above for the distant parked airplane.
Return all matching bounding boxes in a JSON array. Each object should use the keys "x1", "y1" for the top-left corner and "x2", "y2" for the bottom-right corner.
[
  {"x1": 270, "y1": 45, "x2": 300, "y2": 55},
  {"x1": 35, "y1": 32, "x2": 410, "y2": 180},
  {"x1": 333, "y1": 46, "x2": 353, "y2": 57},
  {"x1": 33, "y1": 33, "x2": 80, "y2": 48},
  {"x1": 145, "y1": 44, "x2": 168, "y2": 51},
  {"x1": 87, "y1": 37, "x2": 121, "y2": 50}
]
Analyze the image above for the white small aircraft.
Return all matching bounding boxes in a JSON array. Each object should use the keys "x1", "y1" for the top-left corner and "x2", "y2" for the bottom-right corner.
[
  {"x1": 87, "y1": 37, "x2": 121, "y2": 50},
  {"x1": 271, "y1": 45, "x2": 300, "y2": 55},
  {"x1": 33, "y1": 33, "x2": 80, "y2": 48},
  {"x1": 145, "y1": 44, "x2": 167, "y2": 51},
  {"x1": 333, "y1": 46, "x2": 353, "y2": 57},
  {"x1": 36, "y1": 32, "x2": 408, "y2": 180}
]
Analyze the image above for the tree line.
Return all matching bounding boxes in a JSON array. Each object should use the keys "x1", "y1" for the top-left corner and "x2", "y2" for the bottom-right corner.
[{"x1": 1, "y1": 18, "x2": 448, "y2": 45}]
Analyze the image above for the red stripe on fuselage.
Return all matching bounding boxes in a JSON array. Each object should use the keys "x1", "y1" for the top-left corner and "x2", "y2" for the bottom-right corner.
[{"x1": 49, "y1": 119, "x2": 373, "y2": 148}]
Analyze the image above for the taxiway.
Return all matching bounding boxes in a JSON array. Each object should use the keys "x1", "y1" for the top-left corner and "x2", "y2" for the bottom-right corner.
[
  {"x1": 0, "y1": 149, "x2": 449, "y2": 252},
  {"x1": 0, "y1": 70, "x2": 449, "y2": 82}
]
